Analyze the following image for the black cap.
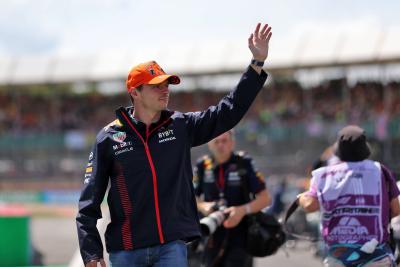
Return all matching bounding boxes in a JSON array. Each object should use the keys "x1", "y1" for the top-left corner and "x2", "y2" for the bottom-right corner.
[{"x1": 334, "y1": 125, "x2": 371, "y2": 162}]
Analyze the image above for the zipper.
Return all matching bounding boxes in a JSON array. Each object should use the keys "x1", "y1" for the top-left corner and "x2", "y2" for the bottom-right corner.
[
  {"x1": 145, "y1": 125, "x2": 164, "y2": 243},
  {"x1": 120, "y1": 112, "x2": 165, "y2": 244}
]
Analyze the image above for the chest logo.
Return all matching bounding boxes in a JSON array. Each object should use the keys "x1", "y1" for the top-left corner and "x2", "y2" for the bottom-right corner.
[
  {"x1": 158, "y1": 129, "x2": 176, "y2": 143},
  {"x1": 228, "y1": 172, "x2": 241, "y2": 181}
]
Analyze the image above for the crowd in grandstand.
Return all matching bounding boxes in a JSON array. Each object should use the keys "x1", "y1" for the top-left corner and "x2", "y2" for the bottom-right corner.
[
  {"x1": 1, "y1": 80, "x2": 400, "y2": 139},
  {"x1": 1, "y1": 79, "x2": 400, "y2": 181}
]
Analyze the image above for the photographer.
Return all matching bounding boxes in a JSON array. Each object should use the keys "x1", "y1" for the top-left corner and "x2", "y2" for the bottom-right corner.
[
  {"x1": 298, "y1": 125, "x2": 400, "y2": 267},
  {"x1": 193, "y1": 130, "x2": 271, "y2": 267}
]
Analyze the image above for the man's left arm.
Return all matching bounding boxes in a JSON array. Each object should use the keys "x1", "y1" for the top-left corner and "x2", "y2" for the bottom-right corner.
[{"x1": 186, "y1": 23, "x2": 272, "y2": 147}]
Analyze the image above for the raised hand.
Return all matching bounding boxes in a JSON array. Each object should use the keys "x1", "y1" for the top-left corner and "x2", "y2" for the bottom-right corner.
[{"x1": 248, "y1": 23, "x2": 272, "y2": 62}]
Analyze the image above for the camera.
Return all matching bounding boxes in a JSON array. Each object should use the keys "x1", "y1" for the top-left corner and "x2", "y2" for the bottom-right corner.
[{"x1": 199, "y1": 199, "x2": 228, "y2": 236}]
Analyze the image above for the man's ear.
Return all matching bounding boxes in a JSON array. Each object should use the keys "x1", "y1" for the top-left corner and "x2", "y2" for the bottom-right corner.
[{"x1": 130, "y1": 88, "x2": 140, "y2": 99}]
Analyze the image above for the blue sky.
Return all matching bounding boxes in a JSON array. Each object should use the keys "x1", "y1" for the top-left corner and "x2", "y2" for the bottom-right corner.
[{"x1": 1, "y1": 0, "x2": 399, "y2": 57}]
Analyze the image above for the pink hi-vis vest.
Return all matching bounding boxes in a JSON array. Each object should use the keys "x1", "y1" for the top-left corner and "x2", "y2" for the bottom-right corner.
[{"x1": 309, "y1": 160, "x2": 392, "y2": 246}]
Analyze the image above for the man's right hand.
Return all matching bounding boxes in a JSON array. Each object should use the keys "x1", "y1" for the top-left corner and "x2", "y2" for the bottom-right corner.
[{"x1": 86, "y1": 259, "x2": 106, "y2": 267}]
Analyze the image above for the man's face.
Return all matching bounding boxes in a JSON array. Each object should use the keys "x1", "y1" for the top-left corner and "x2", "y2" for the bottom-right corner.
[
  {"x1": 208, "y1": 132, "x2": 235, "y2": 159},
  {"x1": 134, "y1": 80, "x2": 170, "y2": 111}
]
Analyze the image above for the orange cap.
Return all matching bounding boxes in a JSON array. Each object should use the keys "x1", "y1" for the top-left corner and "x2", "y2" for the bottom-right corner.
[{"x1": 126, "y1": 61, "x2": 180, "y2": 92}]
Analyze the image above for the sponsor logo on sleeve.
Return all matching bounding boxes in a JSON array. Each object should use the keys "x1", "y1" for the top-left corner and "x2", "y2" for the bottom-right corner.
[
  {"x1": 84, "y1": 151, "x2": 94, "y2": 184},
  {"x1": 204, "y1": 159, "x2": 213, "y2": 170},
  {"x1": 84, "y1": 172, "x2": 92, "y2": 184},
  {"x1": 112, "y1": 132, "x2": 127, "y2": 143}
]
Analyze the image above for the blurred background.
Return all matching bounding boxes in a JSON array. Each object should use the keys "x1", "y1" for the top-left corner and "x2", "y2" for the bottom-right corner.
[{"x1": 0, "y1": 0, "x2": 400, "y2": 266}]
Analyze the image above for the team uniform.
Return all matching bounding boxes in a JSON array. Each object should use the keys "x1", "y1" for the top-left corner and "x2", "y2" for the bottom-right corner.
[
  {"x1": 194, "y1": 151, "x2": 266, "y2": 267},
  {"x1": 76, "y1": 66, "x2": 268, "y2": 264}
]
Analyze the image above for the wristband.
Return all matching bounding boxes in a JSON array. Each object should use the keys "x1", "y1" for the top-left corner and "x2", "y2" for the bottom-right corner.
[{"x1": 251, "y1": 59, "x2": 264, "y2": 67}]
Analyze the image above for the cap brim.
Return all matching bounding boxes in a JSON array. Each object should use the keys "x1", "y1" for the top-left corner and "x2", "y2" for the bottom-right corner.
[{"x1": 147, "y1": 74, "x2": 180, "y2": 85}]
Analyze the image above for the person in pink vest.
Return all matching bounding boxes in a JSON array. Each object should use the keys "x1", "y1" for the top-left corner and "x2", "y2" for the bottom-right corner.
[{"x1": 298, "y1": 125, "x2": 400, "y2": 267}]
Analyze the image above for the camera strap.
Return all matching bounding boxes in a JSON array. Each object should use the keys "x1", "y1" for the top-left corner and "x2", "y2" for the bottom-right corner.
[
  {"x1": 203, "y1": 156, "x2": 226, "y2": 200},
  {"x1": 283, "y1": 197, "x2": 318, "y2": 241},
  {"x1": 216, "y1": 165, "x2": 225, "y2": 200},
  {"x1": 201, "y1": 157, "x2": 230, "y2": 265},
  {"x1": 207, "y1": 154, "x2": 248, "y2": 265}
]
